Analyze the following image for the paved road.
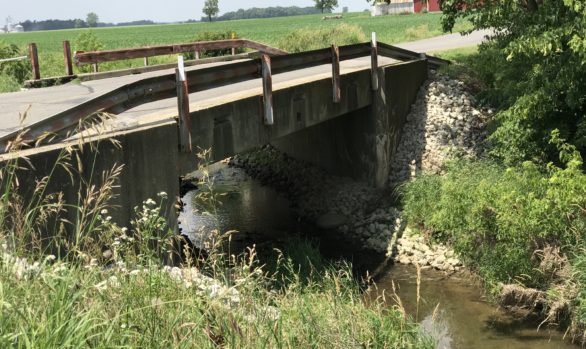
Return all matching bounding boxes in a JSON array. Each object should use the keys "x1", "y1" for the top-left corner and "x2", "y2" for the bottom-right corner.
[
  {"x1": 396, "y1": 29, "x2": 492, "y2": 53},
  {"x1": 0, "y1": 30, "x2": 492, "y2": 139}
]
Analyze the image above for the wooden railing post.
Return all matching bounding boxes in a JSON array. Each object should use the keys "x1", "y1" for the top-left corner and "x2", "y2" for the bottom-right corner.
[
  {"x1": 63, "y1": 41, "x2": 73, "y2": 76},
  {"x1": 261, "y1": 55, "x2": 274, "y2": 125},
  {"x1": 92, "y1": 63, "x2": 99, "y2": 73},
  {"x1": 331, "y1": 44, "x2": 341, "y2": 103},
  {"x1": 195, "y1": 50, "x2": 200, "y2": 60},
  {"x1": 371, "y1": 32, "x2": 379, "y2": 91},
  {"x1": 175, "y1": 56, "x2": 192, "y2": 153},
  {"x1": 144, "y1": 57, "x2": 149, "y2": 66},
  {"x1": 28, "y1": 43, "x2": 40, "y2": 80}
]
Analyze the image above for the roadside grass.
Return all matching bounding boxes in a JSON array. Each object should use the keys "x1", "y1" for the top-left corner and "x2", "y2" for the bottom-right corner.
[
  {"x1": 0, "y1": 135, "x2": 433, "y2": 348},
  {"x1": 0, "y1": 12, "x2": 471, "y2": 80}
]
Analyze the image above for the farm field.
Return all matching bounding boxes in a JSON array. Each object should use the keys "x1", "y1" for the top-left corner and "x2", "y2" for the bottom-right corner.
[{"x1": 0, "y1": 12, "x2": 470, "y2": 79}]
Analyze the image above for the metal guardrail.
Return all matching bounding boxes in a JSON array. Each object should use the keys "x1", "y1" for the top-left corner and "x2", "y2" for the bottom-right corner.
[
  {"x1": 0, "y1": 40, "x2": 449, "y2": 152},
  {"x1": 74, "y1": 39, "x2": 288, "y2": 72},
  {"x1": 0, "y1": 56, "x2": 28, "y2": 64}
]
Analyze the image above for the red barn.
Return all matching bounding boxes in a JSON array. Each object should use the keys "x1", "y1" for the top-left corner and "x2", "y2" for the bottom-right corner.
[{"x1": 414, "y1": 0, "x2": 441, "y2": 12}]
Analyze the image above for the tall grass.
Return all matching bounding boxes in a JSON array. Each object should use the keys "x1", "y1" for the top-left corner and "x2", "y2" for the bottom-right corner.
[
  {"x1": 278, "y1": 24, "x2": 367, "y2": 53},
  {"x1": 0, "y1": 130, "x2": 432, "y2": 347}
]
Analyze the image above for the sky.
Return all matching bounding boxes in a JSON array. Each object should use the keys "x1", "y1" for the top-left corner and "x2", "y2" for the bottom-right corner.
[{"x1": 1, "y1": 0, "x2": 370, "y2": 24}]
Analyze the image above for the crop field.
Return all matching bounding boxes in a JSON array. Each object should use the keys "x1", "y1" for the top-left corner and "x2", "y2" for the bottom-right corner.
[{"x1": 0, "y1": 12, "x2": 470, "y2": 78}]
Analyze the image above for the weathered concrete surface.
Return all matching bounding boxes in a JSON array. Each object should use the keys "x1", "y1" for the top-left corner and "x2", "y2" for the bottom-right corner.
[
  {"x1": 0, "y1": 121, "x2": 179, "y2": 234},
  {"x1": 179, "y1": 59, "x2": 427, "y2": 188},
  {"x1": 272, "y1": 60, "x2": 428, "y2": 187}
]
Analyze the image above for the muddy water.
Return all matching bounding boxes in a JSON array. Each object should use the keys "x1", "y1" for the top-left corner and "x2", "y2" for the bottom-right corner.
[
  {"x1": 375, "y1": 264, "x2": 576, "y2": 349},
  {"x1": 179, "y1": 165, "x2": 578, "y2": 349}
]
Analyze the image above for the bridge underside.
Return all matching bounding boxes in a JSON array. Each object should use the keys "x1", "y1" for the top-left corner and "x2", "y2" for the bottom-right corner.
[
  {"x1": 184, "y1": 59, "x2": 427, "y2": 187},
  {"x1": 1, "y1": 59, "x2": 427, "y2": 229}
]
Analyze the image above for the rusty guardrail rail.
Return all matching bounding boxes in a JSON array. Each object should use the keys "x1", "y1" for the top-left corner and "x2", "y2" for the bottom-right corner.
[
  {"x1": 1, "y1": 40, "x2": 448, "y2": 152},
  {"x1": 74, "y1": 39, "x2": 288, "y2": 72}
]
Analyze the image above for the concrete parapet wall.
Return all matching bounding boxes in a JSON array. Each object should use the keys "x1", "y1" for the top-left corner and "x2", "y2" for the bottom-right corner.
[
  {"x1": 0, "y1": 121, "x2": 180, "y2": 235},
  {"x1": 179, "y1": 68, "x2": 374, "y2": 173}
]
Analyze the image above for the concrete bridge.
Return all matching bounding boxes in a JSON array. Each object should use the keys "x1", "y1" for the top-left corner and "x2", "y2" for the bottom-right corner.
[{"x1": 0, "y1": 39, "x2": 447, "y2": 228}]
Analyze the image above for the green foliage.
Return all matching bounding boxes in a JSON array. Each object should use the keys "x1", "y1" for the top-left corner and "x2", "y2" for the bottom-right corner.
[
  {"x1": 0, "y1": 41, "x2": 29, "y2": 92},
  {"x1": 402, "y1": 152, "x2": 586, "y2": 289},
  {"x1": 440, "y1": 0, "x2": 586, "y2": 164},
  {"x1": 203, "y1": 0, "x2": 220, "y2": 22},
  {"x1": 314, "y1": 0, "x2": 339, "y2": 14},
  {"x1": 73, "y1": 30, "x2": 104, "y2": 52},
  {"x1": 86, "y1": 12, "x2": 99, "y2": 28},
  {"x1": 189, "y1": 30, "x2": 243, "y2": 58},
  {"x1": 0, "y1": 74, "x2": 21, "y2": 93},
  {"x1": 218, "y1": 6, "x2": 323, "y2": 20},
  {"x1": 73, "y1": 31, "x2": 105, "y2": 73},
  {"x1": 279, "y1": 24, "x2": 367, "y2": 53}
]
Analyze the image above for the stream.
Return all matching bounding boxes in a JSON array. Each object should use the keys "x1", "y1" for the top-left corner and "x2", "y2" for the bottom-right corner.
[{"x1": 179, "y1": 164, "x2": 578, "y2": 349}]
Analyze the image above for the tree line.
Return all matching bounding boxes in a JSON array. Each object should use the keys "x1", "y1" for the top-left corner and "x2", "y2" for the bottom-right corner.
[
  {"x1": 201, "y1": 1, "x2": 340, "y2": 22},
  {"x1": 15, "y1": 13, "x2": 156, "y2": 32},
  {"x1": 201, "y1": 6, "x2": 326, "y2": 22}
]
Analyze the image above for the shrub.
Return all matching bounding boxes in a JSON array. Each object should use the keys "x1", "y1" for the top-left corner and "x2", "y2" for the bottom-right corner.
[
  {"x1": 278, "y1": 24, "x2": 367, "y2": 53},
  {"x1": 187, "y1": 30, "x2": 244, "y2": 59},
  {"x1": 73, "y1": 31, "x2": 105, "y2": 73},
  {"x1": 402, "y1": 143, "x2": 586, "y2": 290},
  {"x1": 0, "y1": 41, "x2": 30, "y2": 92}
]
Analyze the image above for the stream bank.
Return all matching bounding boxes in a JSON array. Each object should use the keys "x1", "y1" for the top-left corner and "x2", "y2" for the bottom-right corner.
[{"x1": 179, "y1": 163, "x2": 577, "y2": 349}]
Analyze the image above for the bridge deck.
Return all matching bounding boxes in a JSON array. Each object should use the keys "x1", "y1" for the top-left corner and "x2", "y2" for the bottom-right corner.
[{"x1": 0, "y1": 56, "x2": 396, "y2": 138}]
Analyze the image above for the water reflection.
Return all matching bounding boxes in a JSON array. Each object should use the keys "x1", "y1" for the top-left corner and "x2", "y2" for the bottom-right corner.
[{"x1": 375, "y1": 264, "x2": 577, "y2": 349}]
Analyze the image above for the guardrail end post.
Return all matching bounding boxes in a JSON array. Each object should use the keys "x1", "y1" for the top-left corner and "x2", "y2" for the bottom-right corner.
[
  {"x1": 28, "y1": 43, "x2": 40, "y2": 80},
  {"x1": 63, "y1": 41, "x2": 73, "y2": 76},
  {"x1": 371, "y1": 32, "x2": 379, "y2": 91},
  {"x1": 176, "y1": 56, "x2": 192, "y2": 153},
  {"x1": 331, "y1": 44, "x2": 341, "y2": 103},
  {"x1": 261, "y1": 54, "x2": 274, "y2": 126}
]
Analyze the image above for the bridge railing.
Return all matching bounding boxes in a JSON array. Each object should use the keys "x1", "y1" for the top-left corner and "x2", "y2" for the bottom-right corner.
[
  {"x1": 74, "y1": 39, "x2": 288, "y2": 72},
  {"x1": 1, "y1": 40, "x2": 449, "y2": 152}
]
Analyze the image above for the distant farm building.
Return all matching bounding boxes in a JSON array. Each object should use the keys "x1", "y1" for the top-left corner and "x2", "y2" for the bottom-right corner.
[
  {"x1": 371, "y1": 0, "x2": 440, "y2": 15},
  {"x1": 10, "y1": 24, "x2": 24, "y2": 33}
]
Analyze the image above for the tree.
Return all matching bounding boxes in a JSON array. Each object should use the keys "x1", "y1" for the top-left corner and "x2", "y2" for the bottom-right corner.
[
  {"x1": 439, "y1": 1, "x2": 586, "y2": 164},
  {"x1": 74, "y1": 19, "x2": 86, "y2": 28},
  {"x1": 86, "y1": 12, "x2": 99, "y2": 28},
  {"x1": 203, "y1": 0, "x2": 220, "y2": 22},
  {"x1": 314, "y1": 0, "x2": 338, "y2": 13}
]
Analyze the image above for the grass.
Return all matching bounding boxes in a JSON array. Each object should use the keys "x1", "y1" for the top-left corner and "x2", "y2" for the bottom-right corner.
[
  {"x1": 0, "y1": 240, "x2": 433, "y2": 348},
  {"x1": 0, "y1": 133, "x2": 433, "y2": 348},
  {"x1": 0, "y1": 12, "x2": 471, "y2": 79}
]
